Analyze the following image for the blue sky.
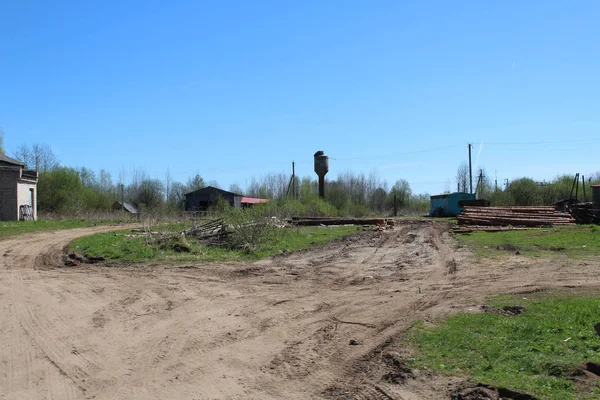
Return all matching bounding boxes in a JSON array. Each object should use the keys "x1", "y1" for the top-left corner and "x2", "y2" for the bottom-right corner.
[{"x1": 1, "y1": 1, "x2": 599, "y2": 194}]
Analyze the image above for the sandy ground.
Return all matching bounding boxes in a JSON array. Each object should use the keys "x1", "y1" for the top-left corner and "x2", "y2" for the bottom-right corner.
[{"x1": 1, "y1": 220, "x2": 599, "y2": 400}]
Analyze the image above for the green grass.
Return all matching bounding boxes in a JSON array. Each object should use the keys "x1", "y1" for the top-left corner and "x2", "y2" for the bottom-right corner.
[
  {"x1": 408, "y1": 294, "x2": 600, "y2": 399},
  {"x1": 456, "y1": 225, "x2": 600, "y2": 257},
  {"x1": 70, "y1": 225, "x2": 362, "y2": 263},
  {"x1": 0, "y1": 219, "x2": 117, "y2": 240}
]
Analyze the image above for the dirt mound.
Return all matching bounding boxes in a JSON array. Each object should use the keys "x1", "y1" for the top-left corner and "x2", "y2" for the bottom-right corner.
[
  {"x1": 481, "y1": 304, "x2": 526, "y2": 316},
  {"x1": 451, "y1": 384, "x2": 537, "y2": 400}
]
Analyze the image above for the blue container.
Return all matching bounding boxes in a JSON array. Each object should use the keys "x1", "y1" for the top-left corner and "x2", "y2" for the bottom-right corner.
[{"x1": 430, "y1": 192, "x2": 476, "y2": 217}]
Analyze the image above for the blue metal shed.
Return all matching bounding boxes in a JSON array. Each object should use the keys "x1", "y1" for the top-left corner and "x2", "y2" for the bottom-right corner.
[{"x1": 430, "y1": 192, "x2": 476, "y2": 217}]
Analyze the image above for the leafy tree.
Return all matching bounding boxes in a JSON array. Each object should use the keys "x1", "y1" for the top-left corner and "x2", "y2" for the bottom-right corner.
[
  {"x1": 387, "y1": 179, "x2": 412, "y2": 209},
  {"x1": 507, "y1": 178, "x2": 541, "y2": 206},
  {"x1": 0, "y1": 128, "x2": 5, "y2": 155},
  {"x1": 167, "y1": 182, "x2": 187, "y2": 210},
  {"x1": 326, "y1": 181, "x2": 350, "y2": 211},
  {"x1": 38, "y1": 167, "x2": 83, "y2": 212},
  {"x1": 187, "y1": 174, "x2": 206, "y2": 191},
  {"x1": 135, "y1": 179, "x2": 165, "y2": 209}
]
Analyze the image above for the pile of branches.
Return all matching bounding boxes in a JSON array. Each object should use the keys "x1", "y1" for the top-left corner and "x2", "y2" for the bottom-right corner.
[
  {"x1": 456, "y1": 206, "x2": 574, "y2": 232},
  {"x1": 180, "y1": 218, "x2": 225, "y2": 239}
]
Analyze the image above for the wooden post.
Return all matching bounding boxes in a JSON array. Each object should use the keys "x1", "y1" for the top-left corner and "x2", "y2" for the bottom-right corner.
[{"x1": 468, "y1": 143, "x2": 473, "y2": 194}]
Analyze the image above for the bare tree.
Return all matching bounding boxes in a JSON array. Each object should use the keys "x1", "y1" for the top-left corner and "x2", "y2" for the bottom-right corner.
[
  {"x1": 13, "y1": 144, "x2": 33, "y2": 168},
  {"x1": 229, "y1": 183, "x2": 243, "y2": 194},
  {"x1": 13, "y1": 143, "x2": 58, "y2": 171},
  {"x1": 456, "y1": 162, "x2": 469, "y2": 193},
  {"x1": 207, "y1": 180, "x2": 221, "y2": 189}
]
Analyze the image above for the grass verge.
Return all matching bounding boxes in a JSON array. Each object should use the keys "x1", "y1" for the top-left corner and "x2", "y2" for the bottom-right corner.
[
  {"x1": 70, "y1": 225, "x2": 362, "y2": 263},
  {"x1": 0, "y1": 220, "x2": 118, "y2": 240},
  {"x1": 456, "y1": 225, "x2": 600, "y2": 257},
  {"x1": 407, "y1": 294, "x2": 600, "y2": 399}
]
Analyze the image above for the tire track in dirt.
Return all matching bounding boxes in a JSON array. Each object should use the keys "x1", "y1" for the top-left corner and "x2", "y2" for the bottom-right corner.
[
  {"x1": 3, "y1": 220, "x2": 600, "y2": 399},
  {"x1": 0, "y1": 225, "x2": 138, "y2": 400}
]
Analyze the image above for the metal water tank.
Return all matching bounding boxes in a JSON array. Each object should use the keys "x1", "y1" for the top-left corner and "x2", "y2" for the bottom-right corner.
[
  {"x1": 314, "y1": 151, "x2": 329, "y2": 199},
  {"x1": 314, "y1": 151, "x2": 329, "y2": 177}
]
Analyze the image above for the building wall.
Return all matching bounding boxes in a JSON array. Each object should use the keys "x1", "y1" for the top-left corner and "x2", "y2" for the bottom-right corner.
[
  {"x1": 17, "y1": 181, "x2": 37, "y2": 220},
  {"x1": 430, "y1": 192, "x2": 475, "y2": 217},
  {"x1": 185, "y1": 187, "x2": 242, "y2": 211},
  {"x1": 0, "y1": 169, "x2": 19, "y2": 220}
]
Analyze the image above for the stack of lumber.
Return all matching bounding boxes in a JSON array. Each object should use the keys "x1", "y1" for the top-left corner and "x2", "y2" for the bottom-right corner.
[
  {"x1": 290, "y1": 217, "x2": 390, "y2": 226},
  {"x1": 456, "y1": 206, "x2": 575, "y2": 232}
]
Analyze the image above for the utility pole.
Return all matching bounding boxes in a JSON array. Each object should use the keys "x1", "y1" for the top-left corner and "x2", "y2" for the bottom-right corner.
[
  {"x1": 468, "y1": 144, "x2": 473, "y2": 194},
  {"x1": 495, "y1": 170, "x2": 498, "y2": 192},
  {"x1": 292, "y1": 161, "x2": 296, "y2": 200}
]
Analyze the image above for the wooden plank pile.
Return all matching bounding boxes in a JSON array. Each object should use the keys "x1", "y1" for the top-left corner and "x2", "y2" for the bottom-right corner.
[
  {"x1": 456, "y1": 206, "x2": 575, "y2": 232},
  {"x1": 290, "y1": 217, "x2": 391, "y2": 227}
]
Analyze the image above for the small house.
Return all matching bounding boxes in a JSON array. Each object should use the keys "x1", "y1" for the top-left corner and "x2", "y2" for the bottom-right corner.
[
  {"x1": 112, "y1": 201, "x2": 139, "y2": 215},
  {"x1": 184, "y1": 186, "x2": 243, "y2": 211},
  {"x1": 0, "y1": 155, "x2": 38, "y2": 221},
  {"x1": 430, "y1": 192, "x2": 475, "y2": 217}
]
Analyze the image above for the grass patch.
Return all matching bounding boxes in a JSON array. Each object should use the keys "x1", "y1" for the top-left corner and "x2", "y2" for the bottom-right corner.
[
  {"x1": 70, "y1": 225, "x2": 362, "y2": 263},
  {"x1": 408, "y1": 294, "x2": 600, "y2": 399},
  {"x1": 0, "y1": 220, "x2": 117, "y2": 240},
  {"x1": 456, "y1": 225, "x2": 600, "y2": 257}
]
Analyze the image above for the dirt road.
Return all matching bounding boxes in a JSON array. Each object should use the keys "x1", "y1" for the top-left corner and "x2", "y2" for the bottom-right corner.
[{"x1": 1, "y1": 221, "x2": 599, "y2": 400}]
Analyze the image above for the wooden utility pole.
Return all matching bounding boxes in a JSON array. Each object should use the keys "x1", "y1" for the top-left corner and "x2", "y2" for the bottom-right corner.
[
  {"x1": 292, "y1": 161, "x2": 296, "y2": 200},
  {"x1": 468, "y1": 144, "x2": 473, "y2": 194},
  {"x1": 495, "y1": 170, "x2": 498, "y2": 191}
]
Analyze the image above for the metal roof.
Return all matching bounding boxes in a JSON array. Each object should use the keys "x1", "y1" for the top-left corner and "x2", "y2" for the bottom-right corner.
[
  {"x1": 0, "y1": 154, "x2": 25, "y2": 166},
  {"x1": 184, "y1": 186, "x2": 243, "y2": 197},
  {"x1": 241, "y1": 197, "x2": 269, "y2": 204},
  {"x1": 113, "y1": 201, "x2": 139, "y2": 214}
]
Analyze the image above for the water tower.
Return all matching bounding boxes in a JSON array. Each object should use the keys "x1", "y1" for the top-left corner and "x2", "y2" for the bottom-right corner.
[{"x1": 314, "y1": 150, "x2": 329, "y2": 199}]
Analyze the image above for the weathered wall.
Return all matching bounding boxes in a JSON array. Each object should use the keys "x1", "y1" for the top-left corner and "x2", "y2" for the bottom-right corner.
[
  {"x1": 17, "y1": 181, "x2": 37, "y2": 220},
  {"x1": 0, "y1": 169, "x2": 19, "y2": 220}
]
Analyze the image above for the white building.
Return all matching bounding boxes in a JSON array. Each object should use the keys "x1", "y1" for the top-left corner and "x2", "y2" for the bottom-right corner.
[{"x1": 0, "y1": 155, "x2": 38, "y2": 221}]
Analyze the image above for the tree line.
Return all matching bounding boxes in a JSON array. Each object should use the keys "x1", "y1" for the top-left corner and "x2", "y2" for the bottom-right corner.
[{"x1": 6, "y1": 139, "x2": 600, "y2": 217}]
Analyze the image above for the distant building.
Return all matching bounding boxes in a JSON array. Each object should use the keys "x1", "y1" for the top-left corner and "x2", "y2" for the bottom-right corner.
[
  {"x1": 112, "y1": 201, "x2": 139, "y2": 214},
  {"x1": 184, "y1": 187, "x2": 269, "y2": 211},
  {"x1": 241, "y1": 197, "x2": 269, "y2": 207},
  {"x1": 430, "y1": 192, "x2": 476, "y2": 217},
  {"x1": 184, "y1": 186, "x2": 243, "y2": 211},
  {"x1": 0, "y1": 155, "x2": 38, "y2": 221}
]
